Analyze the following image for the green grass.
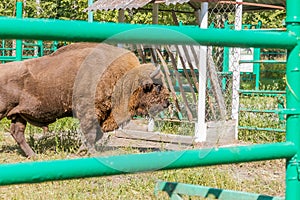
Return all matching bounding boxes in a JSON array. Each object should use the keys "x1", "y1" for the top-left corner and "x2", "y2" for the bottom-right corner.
[{"x1": 154, "y1": 120, "x2": 195, "y2": 136}]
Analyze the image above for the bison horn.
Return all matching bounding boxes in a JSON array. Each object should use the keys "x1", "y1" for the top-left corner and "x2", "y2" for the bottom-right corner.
[{"x1": 150, "y1": 64, "x2": 161, "y2": 79}]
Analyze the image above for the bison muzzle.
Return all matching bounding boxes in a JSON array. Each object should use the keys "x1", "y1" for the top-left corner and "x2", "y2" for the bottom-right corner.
[{"x1": 0, "y1": 43, "x2": 169, "y2": 157}]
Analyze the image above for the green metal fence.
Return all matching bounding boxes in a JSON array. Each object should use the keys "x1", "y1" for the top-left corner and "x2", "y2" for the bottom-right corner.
[
  {"x1": 0, "y1": 0, "x2": 299, "y2": 199},
  {"x1": 0, "y1": 2, "x2": 58, "y2": 63}
]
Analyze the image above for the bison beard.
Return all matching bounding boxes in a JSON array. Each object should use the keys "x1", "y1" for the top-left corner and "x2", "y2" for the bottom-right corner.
[{"x1": 0, "y1": 43, "x2": 169, "y2": 157}]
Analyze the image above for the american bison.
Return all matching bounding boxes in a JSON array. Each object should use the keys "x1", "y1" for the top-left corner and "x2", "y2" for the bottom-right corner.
[{"x1": 0, "y1": 43, "x2": 169, "y2": 157}]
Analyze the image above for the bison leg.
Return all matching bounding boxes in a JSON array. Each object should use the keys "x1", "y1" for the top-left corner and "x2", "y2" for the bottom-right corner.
[{"x1": 10, "y1": 115, "x2": 35, "y2": 157}]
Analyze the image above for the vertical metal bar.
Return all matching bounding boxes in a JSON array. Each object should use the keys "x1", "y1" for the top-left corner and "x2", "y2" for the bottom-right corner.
[
  {"x1": 37, "y1": 40, "x2": 43, "y2": 57},
  {"x1": 222, "y1": 47, "x2": 229, "y2": 90},
  {"x1": 1, "y1": 40, "x2": 5, "y2": 63},
  {"x1": 222, "y1": 21, "x2": 230, "y2": 91},
  {"x1": 253, "y1": 48, "x2": 260, "y2": 90},
  {"x1": 254, "y1": 20, "x2": 262, "y2": 90},
  {"x1": 285, "y1": 0, "x2": 300, "y2": 199},
  {"x1": 88, "y1": 0, "x2": 93, "y2": 23},
  {"x1": 15, "y1": 1, "x2": 23, "y2": 61},
  {"x1": 52, "y1": 41, "x2": 58, "y2": 52}
]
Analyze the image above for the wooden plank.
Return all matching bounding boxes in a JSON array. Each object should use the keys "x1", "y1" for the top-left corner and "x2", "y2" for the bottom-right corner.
[
  {"x1": 206, "y1": 120, "x2": 236, "y2": 145},
  {"x1": 177, "y1": 45, "x2": 199, "y2": 92},
  {"x1": 110, "y1": 129, "x2": 194, "y2": 145},
  {"x1": 156, "y1": 48, "x2": 181, "y2": 113},
  {"x1": 152, "y1": 3, "x2": 159, "y2": 24},
  {"x1": 167, "y1": 45, "x2": 197, "y2": 104},
  {"x1": 159, "y1": 47, "x2": 194, "y2": 121},
  {"x1": 103, "y1": 120, "x2": 235, "y2": 149},
  {"x1": 136, "y1": 44, "x2": 147, "y2": 63},
  {"x1": 102, "y1": 136, "x2": 192, "y2": 151}
]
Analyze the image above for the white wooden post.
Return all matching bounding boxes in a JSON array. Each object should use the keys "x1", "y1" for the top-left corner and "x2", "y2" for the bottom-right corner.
[
  {"x1": 231, "y1": 0, "x2": 243, "y2": 139},
  {"x1": 195, "y1": 2, "x2": 208, "y2": 142},
  {"x1": 118, "y1": 9, "x2": 125, "y2": 23},
  {"x1": 152, "y1": 3, "x2": 159, "y2": 24},
  {"x1": 117, "y1": 9, "x2": 125, "y2": 48}
]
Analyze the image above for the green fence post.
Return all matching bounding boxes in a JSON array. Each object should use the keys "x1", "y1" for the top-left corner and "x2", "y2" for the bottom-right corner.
[
  {"x1": 37, "y1": 40, "x2": 43, "y2": 57},
  {"x1": 15, "y1": 1, "x2": 23, "y2": 61},
  {"x1": 1, "y1": 40, "x2": 5, "y2": 63},
  {"x1": 52, "y1": 41, "x2": 58, "y2": 52},
  {"x1": 253, "y1": 20, "x2": 262, "y2": 90},
  {"x1": 222, "y1": 21, "x2": 230, "y2": 90},
  {"x1": 222, "y1": 46, "x2": 229, "y2": 90},
  {"x1": 253, "y1": 48, "x2": 260, "y2": 90},
  {"x1": 285, "y1": 0, "x2": 300, "y2": 199}
]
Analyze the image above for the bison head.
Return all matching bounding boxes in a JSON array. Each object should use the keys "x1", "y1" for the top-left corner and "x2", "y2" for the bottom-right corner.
[{"x1": 111, "y1": 63, "x2": 170, "y2": 127}]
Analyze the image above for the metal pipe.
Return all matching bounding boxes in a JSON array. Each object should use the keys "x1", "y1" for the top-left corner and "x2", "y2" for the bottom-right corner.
[
  {"x1": 239, "y1": 60, "x2": 286, "y2": 64},
  {"x1": 285, "y1": 0, "x2": 300, "y2": 199},
  {"x1": 239, "y1": 89, "x2": 286, "y2": 95},
  {"x1": 88, "y1": 0, "x2": 93, "y2": 22},
  {"x1": 239, "y1": 108, "x2": 281, "y2": 113},
  {"x1": 0, "y1": 142, "x2": 296, "y2": 186},
  {"x1": 0, "y1": 17, "x2": 297, "y2": 49},
  {"x1": 15, "y1": 1, "x2": 23, "y2": 61},
  {"x1": 286, "y1": 0, "x2": 300, "y2": 23},
  {"x1": 239, "y1": 126, "x2": 285, "y2": 133}
]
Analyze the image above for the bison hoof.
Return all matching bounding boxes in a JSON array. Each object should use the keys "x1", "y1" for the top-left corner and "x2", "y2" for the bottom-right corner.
[
  {"x1": 26, "y1": 152, "x2": 37, "y2": 159},
  {"x1": 76, "y1": 144, "x2": 97, "y2": 156}
]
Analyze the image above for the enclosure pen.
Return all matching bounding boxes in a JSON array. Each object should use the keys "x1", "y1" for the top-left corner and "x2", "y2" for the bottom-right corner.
[{"x1": 0, "y1": 0, "x2": 299, "y2": 199}]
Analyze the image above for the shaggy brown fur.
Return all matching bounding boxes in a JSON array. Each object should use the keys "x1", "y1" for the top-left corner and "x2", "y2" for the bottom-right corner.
[{"x1": 0, "y1": 43, "x2": 169, "y2": 157}]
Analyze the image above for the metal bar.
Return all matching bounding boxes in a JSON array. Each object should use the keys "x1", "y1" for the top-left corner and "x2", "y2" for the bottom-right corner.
[
  {"x1": 22, "y1": 42, "x2": 41, "y2": 46},
  {"x1": 0, "y1": 17, "x2": 297, "y2": 49},
  {"x1": 239, "y1": 108, "x2": 281, "y2": 113},
  {"x1": 0, "y1": 48, "x2": 15, "y2": 50},
  {"x1": 15, "y1": 1, "x2": 23, "y2": 61},
  {"x1": 0, "y1": 142, "x2": 296, "y2": 186},
  {"x1": 240, "y1": 60, "x2": 286, "y2": 64},
  {"x1": 239, "y1": 126, "x2": 285, "y2": 133},
  {"x1": 286, "y1": 0, "x2": 300, "y2": 23},
  {"x1": 253, "y1": 48, "x2": 261, "y2": 90},
  {"x1": 239, "y1": 90, "x2": 286, "y2": 95},
  {"x1": 0, "y1": 56, "x2": 17, "y2": 61},
  {"x1": 0, "y1": 56, "x2": 38, "y2": 61},
  {"x1": 88, "y1": 0, "x2": 93, "y2": 22},
  {"x1": 155, "y1": 181, "x2": 284, "y2": 200},
  {"x1": 37, "y1": 40, "x2": 43, "y2": 57},
  {"x1": 285, "y1": 0, "x2": 300, "y2": 199}
]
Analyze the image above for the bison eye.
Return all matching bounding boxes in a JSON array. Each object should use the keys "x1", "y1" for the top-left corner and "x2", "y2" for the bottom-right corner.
[
  {"x1": 143, "y1": 83, "x2": 153, "y2": 92},
  {"x1": 155, "y1": 85, "x2": 162, "y2": 93}
]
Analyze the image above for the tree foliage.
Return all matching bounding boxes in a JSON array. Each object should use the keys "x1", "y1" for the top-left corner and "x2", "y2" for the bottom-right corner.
[
  {"x1": 243, "y1": 10, "x2": 285, "y2": 28},
  {"x1": 0, "y1": 0, "x2": 285, "y2": 28}
]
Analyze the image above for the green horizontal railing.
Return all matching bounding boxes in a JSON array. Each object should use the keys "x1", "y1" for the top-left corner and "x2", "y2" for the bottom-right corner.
[
  {"x1": 0, "y1": 142, "x2": 296, "y2": 185},
  {"x1": 0, "y1": 17, "x2": 297, "y2": 49}
]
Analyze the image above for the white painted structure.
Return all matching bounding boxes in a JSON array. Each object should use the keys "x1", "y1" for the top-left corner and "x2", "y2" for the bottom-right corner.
[{"x1": 195, "y1": 2, "x2": 208, "y2": 142}]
